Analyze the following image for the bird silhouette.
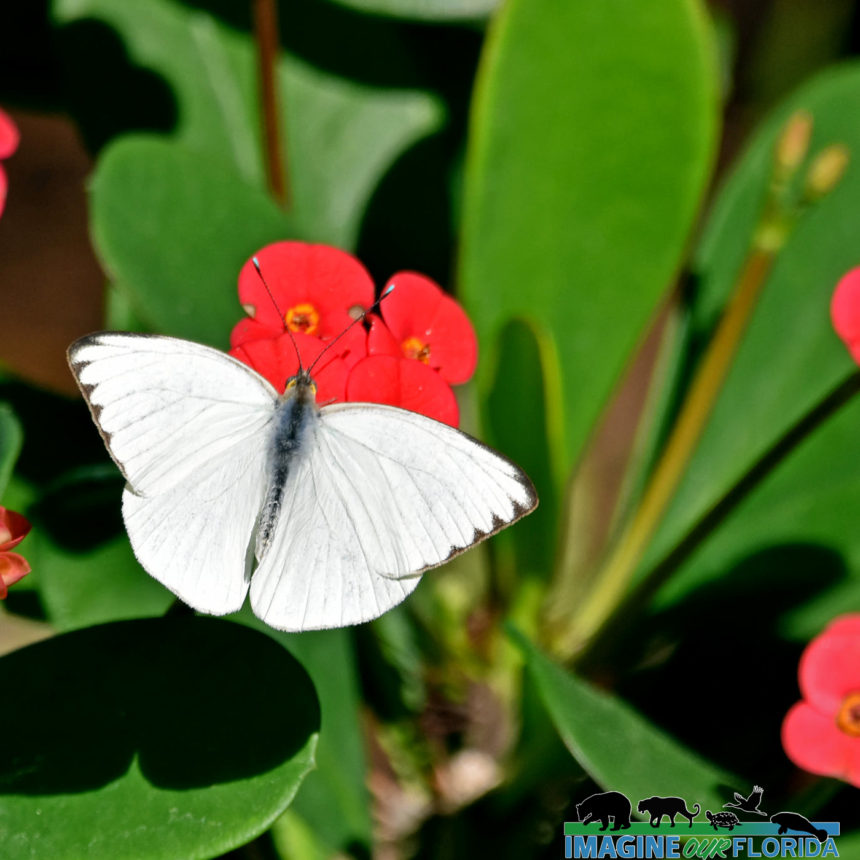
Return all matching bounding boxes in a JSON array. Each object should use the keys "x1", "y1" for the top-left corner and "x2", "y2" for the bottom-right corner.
[{"x1": 724, "y1": 785, "x2": 767, "y2": 816}]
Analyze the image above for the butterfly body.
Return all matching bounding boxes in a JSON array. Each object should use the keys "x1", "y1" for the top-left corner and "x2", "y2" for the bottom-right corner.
[
  {"x1": 68, "y1": 332, "x2": 537, "y2": 631},
  {"x1": 257, "y1": 374, "x2": 318, "y2": 561}
]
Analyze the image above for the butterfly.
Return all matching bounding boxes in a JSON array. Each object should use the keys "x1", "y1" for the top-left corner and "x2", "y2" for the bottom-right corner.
[{"x1": 67, "y1": 332, "x2": 537, "y2": 631}]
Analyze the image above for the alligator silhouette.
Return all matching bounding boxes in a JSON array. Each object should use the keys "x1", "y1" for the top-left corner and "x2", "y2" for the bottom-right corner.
[{"x1": 770, "y1": 811, "x2": 828, "y2": 843}]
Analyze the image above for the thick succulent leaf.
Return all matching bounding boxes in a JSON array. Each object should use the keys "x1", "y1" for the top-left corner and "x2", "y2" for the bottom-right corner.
[
  {"x1": 460, "y1": 0, "x2": 718, "y2": 481},
  {"x1": 0, "y1": 617, "x2": 319, "y2": 860},
  {"x1": 512, "y1": 628, "x2": 736, "y2": 809}
]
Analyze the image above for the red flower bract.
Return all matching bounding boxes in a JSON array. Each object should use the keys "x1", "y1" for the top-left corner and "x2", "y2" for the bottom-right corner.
[
  {"x1": 370, "y1": 272, "x2": 477, "y2": 385},
  {"x1": 230, "y1": 330, "x2": 348, "y2": 403},
  {"x1": 235, "y1": 241, "x2": 375, "y2": 344},
  {"x1": 347, "y1": 355, "x2": 459, "y2": 427},
  {"x1": 782, "y1": 614, "x2": 860, "y2": 786},
  {"x1": 0, "y1": 506, "x2": 31, "y2": 598},
  {"x1": 831, "y1": 267, "x2": 860, "y2": 365},
  {"x1": 0, "y1": 107, "x2": 20, "y2": 219}
]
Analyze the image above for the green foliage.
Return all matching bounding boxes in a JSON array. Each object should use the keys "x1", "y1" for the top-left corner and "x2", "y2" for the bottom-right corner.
[
  {"x1": 513, "y1": 628, "x2": 735, "y2": 811},
  {"x1": 0, "y1": 618, "x2": 319, "y2": 859},
  {"x1": 5, "y1": 0, "x2": 860, "y2": 856},
  {"x1": 643, "y1": 63, "x2": 860, "y2": 578},
  {"x1": 0, "y1": 404, "x2": 22, "y2": 498},
  {"x1": 460, "y1": 0, "x2": 719, "y2": 487}
]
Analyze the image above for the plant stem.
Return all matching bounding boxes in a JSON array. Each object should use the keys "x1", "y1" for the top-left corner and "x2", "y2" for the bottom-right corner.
[
  {"x1": 252, "y1": 0, "x2": 290, "y2": 208},
  {"x1": 567, "y1": 245, "x2": 776, "y2": 650},
  {"x1": 576, "y1": 370, "x2": 860, "y2": 674}
]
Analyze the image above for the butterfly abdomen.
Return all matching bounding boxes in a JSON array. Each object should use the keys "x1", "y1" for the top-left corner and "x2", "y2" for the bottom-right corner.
[{"x1": 255, "y1": 380, "x2": 318, "y2": 562}]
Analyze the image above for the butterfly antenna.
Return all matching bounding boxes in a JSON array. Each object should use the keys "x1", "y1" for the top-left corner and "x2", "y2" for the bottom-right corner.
[
  {"x1": 307, "y1": 283, "x2": 396, "y2": 376},
  {"x1": 252, "y1": 256, "x2": 304, "y2": 373}
]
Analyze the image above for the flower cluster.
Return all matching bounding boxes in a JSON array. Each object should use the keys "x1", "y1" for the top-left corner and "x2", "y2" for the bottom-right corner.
[
  {"x1": 230, "y1": 242, "x2": 477, "y2": 426},
  {"x1": 782, "y1": 614, "x2": 860, "y2": 787},
  {"x1": 0, "y1": 107, "x2": 19, "y2": 219},
  {"x1": 0, "y1": 506, "x2": 31, "y2": 598}
]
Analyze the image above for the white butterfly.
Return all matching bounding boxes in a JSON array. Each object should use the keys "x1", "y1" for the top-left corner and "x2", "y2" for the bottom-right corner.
[{"x1": 67, "y1": 332, "x2": 538, "y2": 631}]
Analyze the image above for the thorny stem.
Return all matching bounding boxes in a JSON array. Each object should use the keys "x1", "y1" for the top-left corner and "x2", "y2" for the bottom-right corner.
[
  {"x1": 253, "y1": 0, "x2": 290, "y2": 208},
  {"x1": 566, "y1": 245, "x2": 777, "y2": 651},
  {"x1": 576, "y1": 370, "x2": 860, "y2": 675}
]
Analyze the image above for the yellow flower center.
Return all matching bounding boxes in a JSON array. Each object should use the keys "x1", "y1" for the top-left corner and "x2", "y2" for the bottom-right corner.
[
  {"x1": 402, "y1": 336, "x2": 431, "y2": 364},
  {"x1": 837, "y1": 691, "x2": 860, "y2": 737},
  {"x1": 285, "y1": 303, "x2": 320, "y2": 336}
]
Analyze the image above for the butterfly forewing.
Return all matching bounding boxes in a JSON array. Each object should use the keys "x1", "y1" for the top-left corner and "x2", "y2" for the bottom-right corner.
[
  {"x1": 250, "y1": 402, "x2": 537, "y2": 631},
  {"x1": 67, "y1": 333, "x2": 278, "y2": 496}
]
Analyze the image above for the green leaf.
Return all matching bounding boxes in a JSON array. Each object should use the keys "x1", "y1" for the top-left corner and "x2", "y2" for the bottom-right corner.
[
  {"x1": 35, "y1": 532, "x2": 174, "y2": 632},
  {"x1": 641, "y1": 63, "x2": 860, "y2": 578},
  {"x1": 54, "y1": 0, "x2": 443, "y2": 250},
  {"x1": 0, "y1": 404, "x2": 22, "y2": 498},
  {"x1": 237, "y1": 617, "x2": 372, "y2": 854},
  {"x1": 91, "y1": 135, "x2": 293, "y2": 347},
  {"x1": 654, "y1": 389, "x2": 860, "y2": 641},
  {"x1": 0, "y1": 617, "x2": 319, "y2": 860},
  {"x1": 511, "y1": 627, "x2": 735, "y2": 808},
  {"x1": 460, "y1": 0, "x2": 719, "y2": 484},
  {"x1": 325, "y1": 0, "x2": 497, "y2": 22}
]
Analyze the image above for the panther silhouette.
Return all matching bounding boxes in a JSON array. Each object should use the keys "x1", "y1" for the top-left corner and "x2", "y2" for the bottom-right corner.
[{"x1": 637, "y1": 796, "x2": 700, "y2": 827}]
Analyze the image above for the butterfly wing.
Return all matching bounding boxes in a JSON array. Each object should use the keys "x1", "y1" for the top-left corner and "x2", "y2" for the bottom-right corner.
[
  {"x1": 67, "y1": 332, "x2": 278, "y2": 496},
  {"x1": 68, "y1": 332, "x2": 278, "y2": 614},
  {"x1": 250, "y1": 402, "x2": 537, "y2": 631}
]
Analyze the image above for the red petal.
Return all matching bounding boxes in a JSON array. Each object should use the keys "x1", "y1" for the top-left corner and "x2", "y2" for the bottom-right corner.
[
  {"x1": 382, "y1": 272, "x2": 477, "y2": 384},
  {"x1": 230, "y1": 316, "x2": 282, "y2": 349},
  {"x1": 366, "y1": 315, "x2": 400, "y2": 357},
  {"x1": 798, "y1": 625, "x2": 860, "y2": 714},
  {"x1": 346, "y1": 355, "x2": 459, "y2": 426},
  {"x1": 0, "y1": 507, "x2": 31, "y2": 551},
  {"x1": 0, "y1": 551, "x2": 31, "y2": 594},
  {"x1": 231, "y1": 331, "x2": 347, "y2": 402},
  {"x1": 782, "y1": 700, "x2": 860, "y2": 786},
  {"x1": 238, "y1": 242, "x2": 375, "y2": 336},
  {"x1": 831, "y1": 268, "x2": 860, "y2": 361},
  {"x1": 0, "y1": 164, "x2": 7, "y2": 219},
  {"x1": 0, "y1": 109, "x2": 19, "y2": 160},
  {"x1": 823, "y1": 614, "x2": 860, "y2": 638}
]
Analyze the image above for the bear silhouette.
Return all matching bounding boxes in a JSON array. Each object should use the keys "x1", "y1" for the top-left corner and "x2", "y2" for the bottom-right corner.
[
  {"x1": 637, "y1": 796, "x2": 700, "y2": 827},
  {"x1": 576, "y1": 791, "x2": 632, "y2": 831}
]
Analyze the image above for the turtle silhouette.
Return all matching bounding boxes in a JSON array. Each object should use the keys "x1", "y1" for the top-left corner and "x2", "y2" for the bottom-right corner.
[
  {"x1": 724, "y1": 785, "x2": 767, "y2": 817},
  {"x1": 706, "y1": 810, "x2": 740, "y2": 831}
]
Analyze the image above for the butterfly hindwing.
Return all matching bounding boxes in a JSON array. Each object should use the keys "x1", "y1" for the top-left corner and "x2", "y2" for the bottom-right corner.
[{"x1": 250, "y1": 402, "x2": 537, "y2": 631}]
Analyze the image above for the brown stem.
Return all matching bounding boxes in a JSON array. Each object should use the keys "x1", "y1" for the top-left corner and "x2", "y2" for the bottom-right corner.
[{"x1": 253, "y1": 0, "x2": 290, "y2": 208}]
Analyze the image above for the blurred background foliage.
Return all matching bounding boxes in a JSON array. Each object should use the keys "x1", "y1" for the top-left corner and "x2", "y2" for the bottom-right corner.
[{"x1": 2, "y1": 0, "x2": 860, "y2": 857}]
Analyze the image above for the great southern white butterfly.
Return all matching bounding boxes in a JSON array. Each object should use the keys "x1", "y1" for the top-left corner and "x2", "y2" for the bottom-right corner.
[{"x1": 67, "y1": 327, "x2": 537, "y2": 632}]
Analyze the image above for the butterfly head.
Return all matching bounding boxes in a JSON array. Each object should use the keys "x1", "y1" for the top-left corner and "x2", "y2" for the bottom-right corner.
[{"x1": 283, "y1": 369, "x2": 318, "y2": 405}]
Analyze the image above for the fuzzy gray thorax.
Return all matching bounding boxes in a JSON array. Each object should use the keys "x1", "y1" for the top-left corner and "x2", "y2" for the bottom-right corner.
[{"x1": 255, "y1": 374, "x2": 319, "y2": 562}]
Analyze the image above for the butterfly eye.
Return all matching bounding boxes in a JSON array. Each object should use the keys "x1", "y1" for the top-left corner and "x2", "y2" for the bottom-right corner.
[
  {"x1": 309, "y1": 381, "x2": 317, "y2": 396},
  {"x1": 286, "y1": 378, "x2": 298, "y2": 391}
]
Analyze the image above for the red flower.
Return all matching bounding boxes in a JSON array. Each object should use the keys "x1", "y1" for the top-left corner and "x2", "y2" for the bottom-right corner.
[
  {"x1": 831, "y1": 267, "x2": 860, "y2": 364},
  {"x1": 0, "y1": 107, "x2": 20, "y2": 219},
  {"x1": 234, "y1": 241, "x2": 374, "y2": 346},
  {"x1": 231, "y1": 245, "x2": 478, "y2": 427},
  {"x1": 230, "y1": 330, "x2": 348, "y2": 403},
  {"x1": 347, "y1": 355, "x2": 458, "y2": 427},
  {"x1": 0, "y1": 506, "x2": 31, "y2": 598},
  {"x1": 782, "y1": 614, "x2": 860, "y2": 786},
  {"x1": 368, "y1": 272, "x2": 477, "y2": 384}
]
